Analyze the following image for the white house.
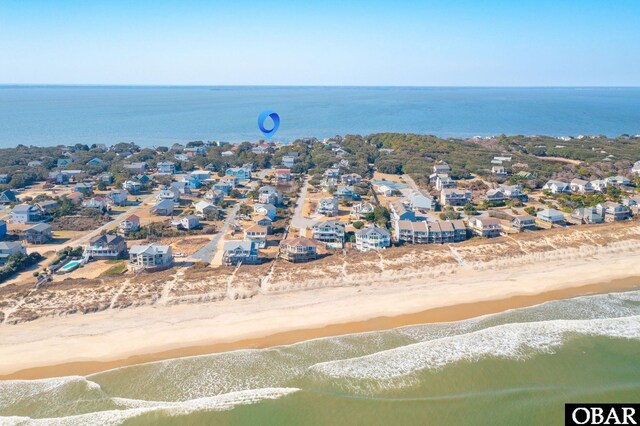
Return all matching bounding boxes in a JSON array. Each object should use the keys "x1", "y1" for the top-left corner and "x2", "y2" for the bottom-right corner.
[
  {"x1": 355, "y1": 225, "x2": 391, "y2": 251},
  {"x1": 543, "y1": 180, "x2": 571, "y2": 194},
  {"x1": 157, "y1": 161, "x2": 175, "y2": 175},
  {"x1": 128, "y1": 243, "x2": 173, "y2": 272},
  {"x1": 10, "y1": 204, "x2": 42, "y2": 224}
]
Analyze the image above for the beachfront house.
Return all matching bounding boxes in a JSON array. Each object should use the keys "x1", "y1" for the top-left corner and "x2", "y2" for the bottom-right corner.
[
  {"x1": 316, "y1": 197, "x2": 339, "y2": 216},
  {"x1": 118, "y1": 215, "x2": 141, "y2": 236},
  {"x1": 244, "y1": 224, "x2": 268, "y2": 248},
  {"x1": 279, "y1": 237, "x2": 319, "y2": 263},
  {"x1": 22, "y1": 223, "x2": 53, "y2": 244},
  {"x1": 222, "y1": 240, "x2": 259, "y2": 266},
  {"x1": 596, "y1": 202, "x2": 630, "y2": 222},
  {"x1": 395, "y1": 220, "x2": 429, "y2": 244},
  {"x1": 426, "y1": 220, "x2": 468, "y2": 244},
  {"x1": 468, "y1": 217, "x2": 502, "y2": 238},
  {"x1": 440, "y1": 188, "x2": 472, "y2": 207},
  {"x1": 537, "y1": 208, "x2": 565, "y2": 224},
  {"x1": 128, "y1": 243, "x2": 173, "y2": 272},
  {"x1": 84, "y1": 235, "x2": 127, "y2": 260},
  {"x1": 355, "y1": 225, "x2": 391, "y2": 251},
  {"x1": 10, "y1": 204, "x2": 42, "y2": 224},
  {"x1": 571, "y1": 207, "x2": 604, "y2": 224},
  {"x1": 311, "y1": 220, "x2": 345, "y2": 247},
  {"x1": 511, "y1": 215, "x2": 537, "y2": 231},
  {"x1": 0, "y1": 241, "x2": 26, "y2": 265},
  {"x1": 254, "y1": 203, "x2": 277, "y2": 221}
]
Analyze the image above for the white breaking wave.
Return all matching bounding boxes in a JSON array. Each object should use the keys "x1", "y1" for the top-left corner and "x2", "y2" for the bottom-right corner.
[
  {"x1": 0, "y1": 387, "x2": 300, "y2": 426},
  {"x1": 0, "y1": 376, "x2": 102, "y2": 410},
  {"x1": 309, "y1": 315, "x2": 640, "y2": 382}
]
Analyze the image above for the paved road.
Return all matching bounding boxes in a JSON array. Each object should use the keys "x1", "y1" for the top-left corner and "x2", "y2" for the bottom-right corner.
[{"x1": 290, "y1": 177, "x2": 317, "y2": 231}]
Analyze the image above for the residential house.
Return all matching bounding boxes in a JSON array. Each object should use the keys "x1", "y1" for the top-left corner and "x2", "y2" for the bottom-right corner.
[
  {"x1": 213, "y1": 181, "x2": 232, "y2": 196},
  {"x1": 350, "y1": 202, "x2": 374, "y2": 220},
  {"x1": 10, "y1": 204, "x2": 42, "y2": 224},
  {"x1": 355, "y1": 225, "x2": 391, "y2": 251},
  {"x1": 433, "y1": 161, "x2": 451, "y2": 174},
  {"x1": 74, "y1": 182, "x2": 93, "y2": 194},
  {"x1": 0, "y1": 220, "x2": 6, "y2": 239},
  {"x1": 184, "y1": 146, "x2": 207, "y2": 157},
  {"x1": 282, "y1": 155, "x2": 296, "y2": 168},
  {"x1": 311, "y1": 220, "x2": 345, "y2": 247},
  {"x1": 590, "y1": 179, "x2": 608, "y2": 192},
  {"x1": 23, "y1": 223, "x2": 53, "y2": 244},
  {"x1": 254, "y1": 203, "x2": 277, "y2": 220},
  {"x1": 84, "y1": 235, "x2": 127, "y2": 260},
  {"x1": 135, "y1": 174, "x2": 151, "y2": 185},
  {"x1": 537, "y1": 208, "x2": 565, "y2": 224},
  {"x1": 221, "y1": 150, "x2": 234, "y2": 157},
  {"x1": 226, "y1": 167, "x2": 251, "y2": 180},
  {"x1": 82, "y1": 196, "x2": 108, "y2": 210},
  {"x1": 335, "y1": 185, "x2": 355, "y2": 200},
  {"x1": 440, "y1": 188, "x2": 472, "y2": 207},
  {"x1": 433, "y1": 174, "x2": 455, "y2": 190},
  {"x1": 323, "y1": 167, "x2": 340, "y2": 179},
  {"x1": 157, "y1": 189, "x2": 179, "y2": 202},
  {"x1": 171, "y1": 181, "x2": 190, "y2": 196},
  {"x1": 175, "y1": 215, "x2": 200, "y2": 230},
  {"x1": 571, "y1": 207, "x2": 604, "y2": 224},
  {"x1": 181, "y1": 175, "x2": 201, "y2": 190},
  {"x1": 124, "y1": 162, "x2": 148, "y2": 173},
  {"x1": 118, "y1": 215, "x2": 141, "y2": 236},
  {"x1": 244, "y1": 224, "x2": 268, "y2": 248},
  {"x1": 0, "y1": 190, "x2": 18, "y2": 204},
  {"x1": 596, "y1": 202, "x2": 630, "y2": 221},
  {"x1": 426, "y1": 220, "x2": 467, "y2": 243},
  {"x1": 275, "y1": 169, "x2": 292, "y2": 183},
  {"x1": 204, "y1": 189, "x2": 225, "y2": 203},
  {"x1": 128, "y1": 243, "x2": 173, "y2": 272},
  {"x1": 315, "y1": 197, "x2": 339, "y2": 216},
  {"x1": 122, "y1": 180, "x2": 142, "y2": 195},
  {"x1": 0, "y1": 174, "x2": 9, "y2": 184},
  {"x1": 98, "y1": 172, "x2": 114, "y2": 184},
  {"x1": 511, "y1": 215, "x2": 537, "y2": 231},
  {"x1": 27, "y1": 160, "x2": 43, "y2": 167},
  {"x1": 632, "y1": 161, "x2": 640, "y2": 175},
  {"x1": 394, "y1": 220, "x2": 430, "y2": 244},
  {"x1": 194, "y1": 201, "x2": 218, "y2": 219},
  {"x1": 253, "y1": 215, "x2": 273, "y2": 233},
  {"x1": 605, "y1": 175, "x2": 631, "y2": 187},
  {"x1": 491, "y1": 166, "x2": 508, "y2": 176},
  {"x1": 570, "y1": 179, "x2": 594, "y2": 194},
  {"x1": 485, "y1": 189, "x2": 506, "y2": 203},
  {"x1": 222, "y1": 240, "x2": 259, "y2": 266},
  {"x1": 279, "y1": 237, "x2": 319, "y2": 262},
  {"x1": 64, "y1": 191, "x2": 84, "y2": 204},
  {"x1": 151, "y1": 199, "x2": 175, "y2": 216},
  {"x1": 468, "y1": 217, "x2": 502, "y2": 238},
  {"x1": 190, "y1": 170, "x2": 211, "y2": 183},
  {"x1": 390, "y1": 201, "x2": 416, "y2": 222},
  {"x1": 57, "y1": 158, "x2": 72, "y2": 168},
  {"x1": 86, "y1": 158, "x2": 103, "y2": 165},
  {"x1": 258, "y1": 186, "x2": 282, "y2": 205},
  {"x1": 340, "y1": 173, "x2": 362, "y2": 185},
  {"x1": 377, "y1": 184, "x2": 397, "y2": 197},
  {"x1": 543, "y1": 180, "x2": 571, "y2": 194},
  {"x1": 108, "y1": 189, "x2": 128, "y2": 206},
  {"x1": 157, "y1": 161, "x2": 175, "y2": 175},
  {"x1": 0, "y1": 241, "x2": 26, "y2": 265},
  {"x1": 220, "y1": 176, "x2": 238, "y2": 188}
]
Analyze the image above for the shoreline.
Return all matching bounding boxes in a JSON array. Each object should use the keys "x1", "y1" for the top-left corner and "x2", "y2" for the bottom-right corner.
[{"x1": 2, "y1": 276, "x2": 639, "y2": 381}]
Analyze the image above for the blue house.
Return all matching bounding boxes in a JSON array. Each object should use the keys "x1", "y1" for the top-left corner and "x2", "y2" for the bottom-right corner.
[
  {"x1": 0, "y1": 220, "x2": 6, "y2": 239},
  {"x1": 213, "y1": 182, "x2": 232, "y2": 195},
  {"x1": 225, "y1": 167, "x2": 251, "y2": 180},
  {"x1": 181, "y1": 175, "x2": 201, "y2": 189}
]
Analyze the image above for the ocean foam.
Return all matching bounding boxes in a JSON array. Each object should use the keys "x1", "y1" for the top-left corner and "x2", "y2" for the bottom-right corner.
[
  {"x1": 309, "y1": 315, "x2": 640, "y2": 383},
  {"x1": 0, "y1": 387, "x2": 300, "y2": 426}
]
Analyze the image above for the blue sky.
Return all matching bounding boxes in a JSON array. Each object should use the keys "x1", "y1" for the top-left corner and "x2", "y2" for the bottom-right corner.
[{"x1": 0, "y1": 0, "x2": 639, "y2": 86}]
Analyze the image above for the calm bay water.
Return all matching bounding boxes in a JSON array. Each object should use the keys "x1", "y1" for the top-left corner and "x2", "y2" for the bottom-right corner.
[
  {"x1": 1, "y1": 290, "x2": 640, "y2": 425},
  {"x1": 1, "y1": 86, "x2": 640, "y2": 147}
]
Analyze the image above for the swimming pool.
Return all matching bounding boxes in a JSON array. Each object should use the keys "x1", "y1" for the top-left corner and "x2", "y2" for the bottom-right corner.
[{"x1": 60, "y1": 260, "x2": 81, "y2": 273}]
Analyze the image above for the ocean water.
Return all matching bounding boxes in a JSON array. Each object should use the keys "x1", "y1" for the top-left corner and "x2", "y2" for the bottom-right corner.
[
  {"x1": 1, "y1": 86, "x2": 640, "y2": 147},
  {"x1": 1, "y1": 290, "x2": 640, "y2": 425}
]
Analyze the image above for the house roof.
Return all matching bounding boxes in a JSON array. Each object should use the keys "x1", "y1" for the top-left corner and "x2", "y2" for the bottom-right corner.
[
  {"x1": 12, "y1": 204, "x2": 37, "y2": 213},
  {"x1": 130, "y1": 243, "x2": 171, "y2": 255},
  {"x1": 223, "y1": 240, "x2": 254, "y2": 251},
  {"x1": 125, "y1": 214, "x2": 140, "y2": 222},
  {"x1": 26, "y1": 223, "x2": 51, "y2": 232},
  {"x1": 356, "y1": 225, "x2": 390, "y2": 238},
  {"x1": 245, "y1": 224, "x2": 267, "y2": 233},
  {"x1": 89, "y1": 234, "x2": 124, "y2": 246},
  {"x1": 281, "y1": 236, "x2": 318, "y2": 248}
]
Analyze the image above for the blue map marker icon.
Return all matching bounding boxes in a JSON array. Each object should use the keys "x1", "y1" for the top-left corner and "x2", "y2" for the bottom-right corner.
[{"x1": 258, "y1": 110, "x2": 280, "y2": 139}]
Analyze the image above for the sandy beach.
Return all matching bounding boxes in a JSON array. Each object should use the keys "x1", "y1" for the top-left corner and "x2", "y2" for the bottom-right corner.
[{"x1": 2, "y1": 230, "x2": 640, "y2": 380}]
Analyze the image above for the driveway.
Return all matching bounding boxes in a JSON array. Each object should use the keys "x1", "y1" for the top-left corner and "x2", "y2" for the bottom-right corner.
[{"x1": 290, "y1": 178, "x2": 317, "y2": 231}]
